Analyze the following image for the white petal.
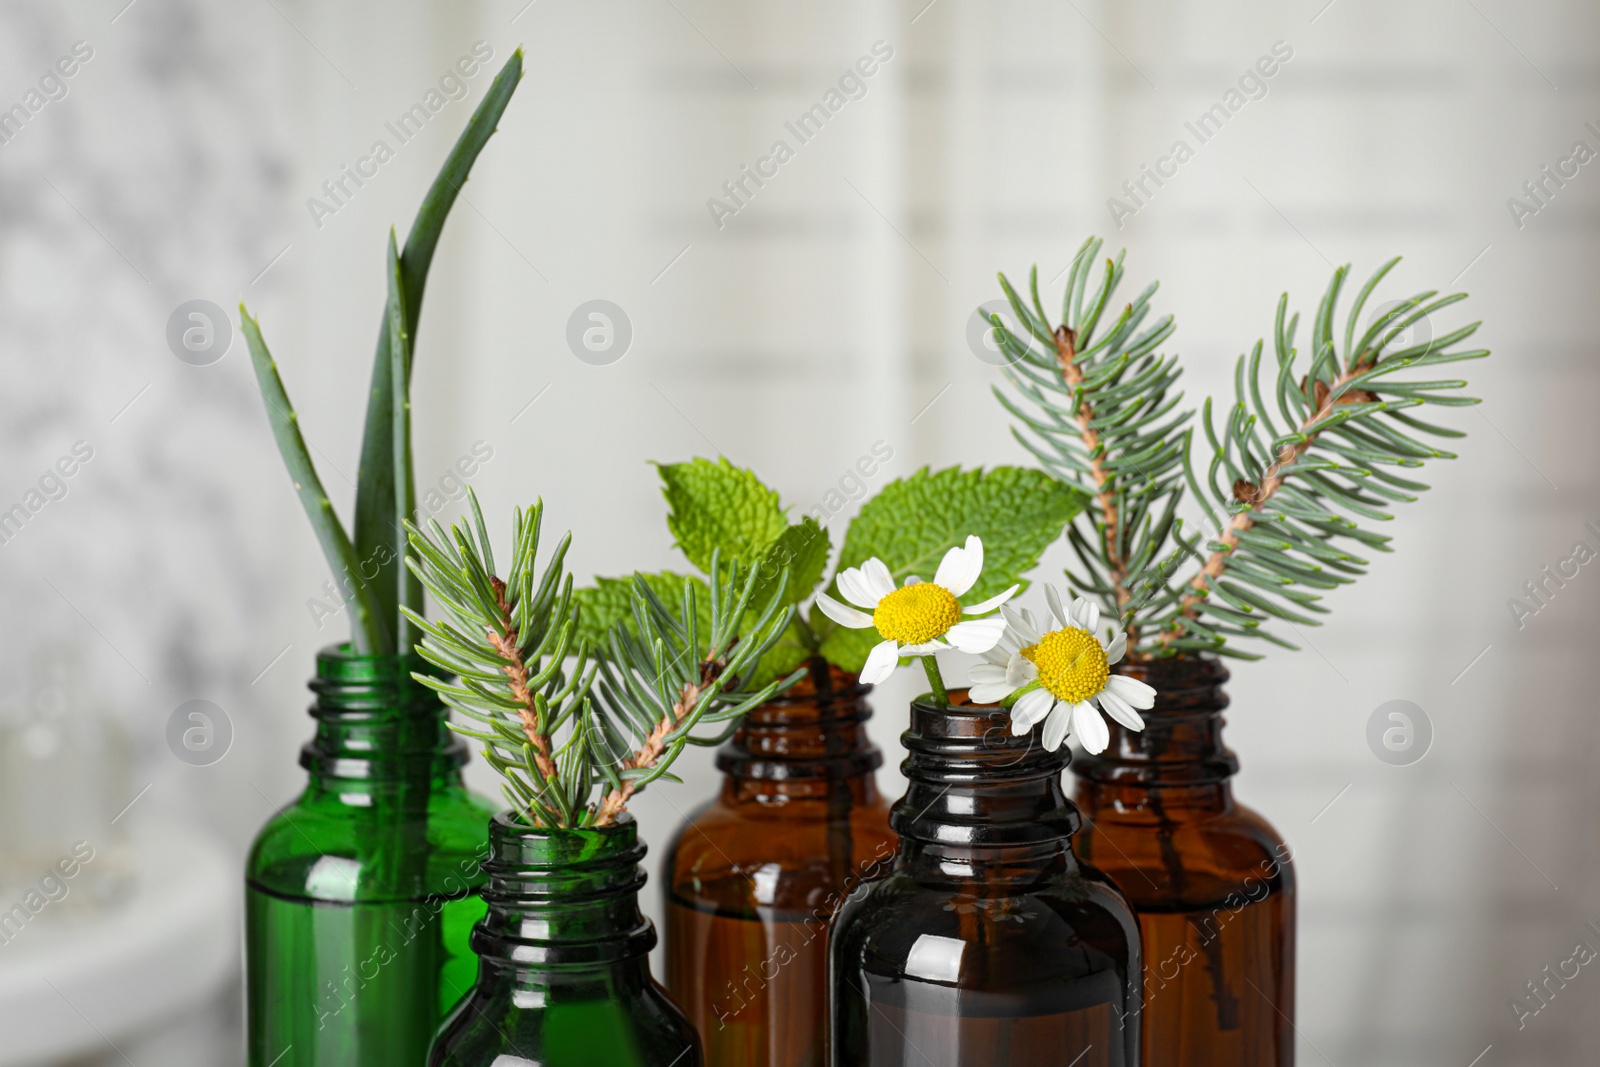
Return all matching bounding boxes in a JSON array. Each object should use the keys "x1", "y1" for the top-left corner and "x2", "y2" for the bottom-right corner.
[
  {"x1": 904, "y1": 575, "x2": 923, "y2": 585},
  {"x1": 1102, "y1": 630, "x2": 1128, "y2": 666},
  {"x1": 1001, "y1": 603, "x2": 1041, "y2": 645},
  {"x1": 969, "y1": 681, "x2": 1016, "y2": 704},
  {"x1": 815, "y1": 592, "x2": 875, "y2": 629},
  {"x1": 1011, "y1": 688, "x2": 1055, "y2": 732},
  {"x1": 931, "y1": 543, "x2": 966, "y2": 589},
  {"x1": 934, "y1": 538, "x2": 981, "y2": 597},
  {"x1": 1006, "y1": 654, "x2": 1037, "y2": 687},
  {"x1": 980, "y1": 645, "x2": 1011, "y2": 668},
  {"x1": 945, "y1": 617, "x2": 1007, "y2": 654},
  {"x1": 860, "y1": 558, "x2": 897, "y2": 600},
  {"x1": 969, "y1": 663, "x2": 1008, "y2": 683},
  {"x1": 1104, "y1": 673, "x2": 1157, "y2": 710},
  {"x1": 963, "y1": 584, "x2": 1020, "y2": 615},
  {"x1": 1071, "y1": 701, "x2": 1109, "y2": 754},
  {"x1": 1095, "y1": 689, "x2": 1146, "y2": 731},
  {"x1": 1045, "y1": 584, "x2": 1068, "y2": 628},
  {"x1": 836, "y1": 567, "x2": 882, "y2": 609},
  {"x1": 1041, "y1": 702, "x2": 1073, "y2": 751},
  {"x1": 859, "y1": 640, "x2": 901, "y2": 684},
  {"x1": 1070, "y1": 597, "x2": 1100, "y2": 634},
  {"x1": 899, "y1": 640, "x2": 950, "y2": 655}
]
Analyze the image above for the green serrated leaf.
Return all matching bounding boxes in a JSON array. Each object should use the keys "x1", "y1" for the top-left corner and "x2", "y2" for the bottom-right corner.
[
  {"x1": 817, "y1": 466, "x2": 1086, "y2": 672},
  {"x1": 816, "y1": 617, "x2": 883, "y2": 674},
  {"x1": 752, "y1": 517, "x2": 831, "y2": 610},
  {"x1": 656, "y1": 457, "x2": 788, "y2": 573},
  {"x1": 747, "y1": 617, "x2": 815, "y2": 686}
]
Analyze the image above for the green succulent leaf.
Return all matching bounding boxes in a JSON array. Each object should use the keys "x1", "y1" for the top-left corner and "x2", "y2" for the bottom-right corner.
[
  {"x1": 656, "y1": 457, "x2": 788, "y2": 573},
  {"x1": 239, "y1": 307, "x2": 390, "y2": 654},
  {"x1": 352, "y1": 49, "x2": 524, "y2": 653}
]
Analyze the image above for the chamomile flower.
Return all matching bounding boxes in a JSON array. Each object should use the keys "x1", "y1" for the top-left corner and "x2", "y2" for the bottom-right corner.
[
  {"x1": 967, "y1": 585, "x2": 1155, "y2": 754},
  {"x1": 814, "y1": 535, "x2": 1018, "y2": 685}
]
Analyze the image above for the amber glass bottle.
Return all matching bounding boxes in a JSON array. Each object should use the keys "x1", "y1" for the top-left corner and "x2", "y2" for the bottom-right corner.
[
  {"x1": 1072, "y1": 656, "x2": 1295, "y2": 1066},
  {"x1": 664, "y1": 660, "x2": 896, "y2": 1067},
  {"x1": 830, "y1": 693, "x2": 1141, "y2": 1067}
]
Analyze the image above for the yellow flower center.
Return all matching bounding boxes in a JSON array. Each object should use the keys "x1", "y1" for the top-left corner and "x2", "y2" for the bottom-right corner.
[
  {"x1": 872, "y1": 583, "x2": 962, "y2": 645},
  {"x1": 1022, "y1": 627, "x2": 1109, "y2": 704}
]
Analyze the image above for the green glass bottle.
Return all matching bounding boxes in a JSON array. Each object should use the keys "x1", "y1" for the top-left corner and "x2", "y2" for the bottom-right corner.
[
  {"x1": 428, "y1": 812, "x2": 701, "y2": 1067},
  {"x1": 246, "y1": 645, "x2": 496, "y2": 1067}
]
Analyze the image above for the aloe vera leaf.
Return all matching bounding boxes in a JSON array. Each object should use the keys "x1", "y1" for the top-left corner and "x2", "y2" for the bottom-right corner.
[
  {"x1": 351, "y1": 49, "x2": 526, "y2": 650},
  {"x1": 240, "y1": 305, "x2": 389, "y2": 653}
]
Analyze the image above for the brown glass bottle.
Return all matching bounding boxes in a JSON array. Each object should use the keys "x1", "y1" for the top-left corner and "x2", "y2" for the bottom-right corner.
[
  {"x1": 830, "y1": 692, "x2": 1142, "y2": 1066},
  {"x1": 1072, "y1": 656, "x2": 1295, "y2": 1066},
  {"x1": 664, "y1": 660, "x2": 897, "y2": 1067}
]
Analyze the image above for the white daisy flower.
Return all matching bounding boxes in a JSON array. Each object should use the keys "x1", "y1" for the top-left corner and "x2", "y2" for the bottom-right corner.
[
  {"x1": 814, "y1": 535, "x2": 1019, "y2": 686},
  {"x1": 966, "y1": 585, "x2": 1154, "y2": 754}
]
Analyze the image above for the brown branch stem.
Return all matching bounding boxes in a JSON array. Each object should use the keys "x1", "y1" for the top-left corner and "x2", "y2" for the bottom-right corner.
[
  {"x1": 1158, "y1": 363, "x2": 1376, "y2": 646},
  {"x1": 593, "y1": 652, "x2": 726, "y2": 826},
  {"x1": 486, "y1": 576, "x2": 559, "y2": 788},
  {"x1": 1054, "y1": 325, "x2": 1133, "y2": 636}
]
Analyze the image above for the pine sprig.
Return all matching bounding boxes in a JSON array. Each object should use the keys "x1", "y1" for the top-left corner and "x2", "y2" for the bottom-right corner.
[
  {"x1": 1150, "y1": 258, "x2": 1488, "y2": 655},
  {"x1": 988, "y1": 241, "x2": 1489, "y2": 660},
  {"x1": 589, "y1": 553, "x2": 800, "y2": 824},
  {"x1": 989, "y1": 237, "x2": 1191, "y2": 649},
  {"x1": 405, "y1": 491, "x2": 800, "y2": 827},
  {"x1": 404, "y1": 491, "x2": 596, "y2": 827}
]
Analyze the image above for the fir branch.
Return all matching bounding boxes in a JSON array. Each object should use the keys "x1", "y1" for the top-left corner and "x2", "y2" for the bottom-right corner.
[
  {"x1": 1151, "y1": 258, "x2": 1489, "y2": 653},
  {"x1": 405, "y1": 490, "x2": 593, "y2": 827},
  {"x1": 989, "y1": 237, "x2": 1188, "y2": 649},
  {"x1": 589, "y1": 553, "x2": 799, "y2": 825},
  {"x1": 408, "y1": 493, "x2": 799, "y2": 827},
  {"x1": 988, "y1": 242, "x2": 1488, "y2": 661}
]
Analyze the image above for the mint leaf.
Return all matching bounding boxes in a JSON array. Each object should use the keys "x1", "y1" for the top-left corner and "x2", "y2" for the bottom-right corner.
[
  {"x1": 574, "y1": 571, "x2": 709, "y2": 651},
  {"x1": 748, "y1": 617, "x2": 815, "y2": 686},
  {"x1": 657, "y1": 458, "x2": 787, "y2": 574},
  {"x1": 817, "y1": 466, "x2": 1086, "y2": 672},
  {"x1": 753, "y1": 517, "x2": 831, "y2": 610}
]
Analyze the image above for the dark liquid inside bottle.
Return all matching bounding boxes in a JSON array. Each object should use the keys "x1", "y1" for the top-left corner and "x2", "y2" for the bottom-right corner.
[
  {"x1": 1072, "y1": 656, "x2": 1296, "y2": 1066},
  {"x1": 830, "y1": 693, "x2": 1141, "y2": 1066},
  {"x1": 665, "y1": 662, "x2": 896, "y2": 1067}
]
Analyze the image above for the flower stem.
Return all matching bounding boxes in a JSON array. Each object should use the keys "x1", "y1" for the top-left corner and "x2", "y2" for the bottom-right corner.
[{"x1": 921, "y1": 655, "x2": 949, "y2": 706}]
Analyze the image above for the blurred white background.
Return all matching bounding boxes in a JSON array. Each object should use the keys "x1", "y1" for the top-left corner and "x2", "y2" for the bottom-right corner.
[{"x1": 0, "y1": 0, "x2": 1596, "y2": 1063}]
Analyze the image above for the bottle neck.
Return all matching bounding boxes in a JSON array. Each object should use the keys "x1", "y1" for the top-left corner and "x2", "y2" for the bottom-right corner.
[
  {"x1": 301, "y1": 644, "x2": 469, "y2": 788},
  {"x1": 891, "y1": 693, "x2": 1081, "y2": 885},
  {"x1": 715, "y1": 659, "x2": 883, "y2": 804},
  {"x1": 471, "y1": 813, "x2": 656, "y2": 996},
  {"x1": 1072, "y1": 655, "x2": 1237, "y2": 814}
]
